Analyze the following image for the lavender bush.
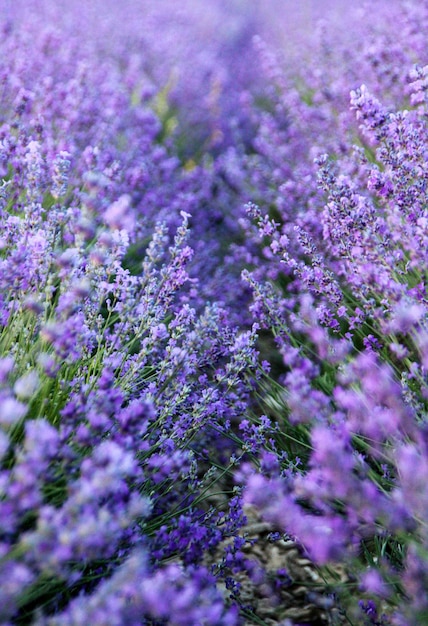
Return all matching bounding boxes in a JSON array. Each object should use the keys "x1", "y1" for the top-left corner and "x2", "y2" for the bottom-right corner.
[
  {"x1": 241, "y1": 3, "x2": 428, "y2": 624},
  {"x1": 1, "y1": 0, "x2": 428, "y2": 624}
]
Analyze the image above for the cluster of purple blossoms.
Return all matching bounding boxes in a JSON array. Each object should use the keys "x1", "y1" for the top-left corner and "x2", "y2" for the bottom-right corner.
[
  {"x1": 239, "y1": 2, "x2": 428, "y2": 624},
  {"x1": 0, "y1": 2, "x2": 273, "y2": 623},
  {"x1": 2, "y1": 0, "x2": 428, "y2": 625}
]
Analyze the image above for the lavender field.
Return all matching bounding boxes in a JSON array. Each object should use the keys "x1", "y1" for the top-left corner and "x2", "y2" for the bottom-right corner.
[{"x1": 1, "y1": 1, "x2": 428, "y2": 624}]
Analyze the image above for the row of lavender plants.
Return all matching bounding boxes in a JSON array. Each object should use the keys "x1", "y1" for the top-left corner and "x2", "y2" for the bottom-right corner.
[{"x1": 1, "y1": 0, "x2": 428, "y2": 624}]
